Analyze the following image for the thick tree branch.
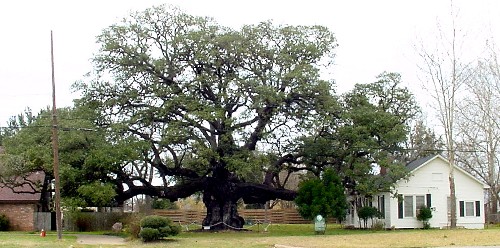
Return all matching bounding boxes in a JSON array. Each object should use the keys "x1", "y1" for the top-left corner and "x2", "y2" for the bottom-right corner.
[
  {"x1": 237, "y1": 182, "x2": 297, "y2": 204},
  {"x1": 115, "y1": 177, "x2": 207, "y2": 203}
]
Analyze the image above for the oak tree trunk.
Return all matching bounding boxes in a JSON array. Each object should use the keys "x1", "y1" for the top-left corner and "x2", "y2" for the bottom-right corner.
[{"x1": 201, "y1": 168, "x2": 244, "y2": 230}]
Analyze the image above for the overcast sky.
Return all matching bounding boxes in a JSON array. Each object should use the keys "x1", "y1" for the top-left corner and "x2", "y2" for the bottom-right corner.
[{"x1": 1, "y1": 0, "x2": 499, "y2": 127}]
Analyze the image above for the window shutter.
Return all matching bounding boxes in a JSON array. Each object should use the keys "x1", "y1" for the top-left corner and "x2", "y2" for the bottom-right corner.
[
  {"x1": 475, "y1": 201, "x2": 481, "y2": 217},
  {"x1": 459, "y1": 201, "x2": 465, "y2": 217},
  {"x1": 426, "y1": 194, "x2": 432, "y2": 207},
  {"x1": 380, "y1": 195, "x2": 385, "y2": 219},
  {"x1": 398, "y1": 194, "x2": 403, "y2": 219}
]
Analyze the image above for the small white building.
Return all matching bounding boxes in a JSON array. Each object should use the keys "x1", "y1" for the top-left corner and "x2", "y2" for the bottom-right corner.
[{"x1": 346, "y1": 155, "x2": 489, "y2": 229}]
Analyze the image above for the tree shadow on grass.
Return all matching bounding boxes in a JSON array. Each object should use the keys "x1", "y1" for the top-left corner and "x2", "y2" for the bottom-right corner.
[{"x1": 142, "y1": 238, "x2": 179, "y2": 244}]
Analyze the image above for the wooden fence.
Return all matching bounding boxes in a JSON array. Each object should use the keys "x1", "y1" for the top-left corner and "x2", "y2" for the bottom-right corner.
[
  {"x1": 34, "y1": 212, "x2": 52, "y2": 231},
  {"x1": 63, "y1": 212, "x2": 128, "y2": 231},
  {"x1": 153, "y1": 209, "x2": 314, "y2": 224},
  {"x1": 60, "y1": 209, "x2": 331, "y2": 231}
]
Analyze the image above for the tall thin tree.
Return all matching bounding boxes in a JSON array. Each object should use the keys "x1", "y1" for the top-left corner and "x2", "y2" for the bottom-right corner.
[
  {"x1": 417, "y1": 2, "x2": 469, "y2": 228},
  {"x1": 456, "y1": 42, "x2": 500, "y2": 215}
]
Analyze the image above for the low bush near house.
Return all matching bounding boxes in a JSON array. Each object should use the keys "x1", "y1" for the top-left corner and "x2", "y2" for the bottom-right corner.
[
  {"x1": 139, "y1": 215, "x2": 180, "y2": 242},
  {"x1": 417, "y1": 206, "x2": 433, "y2": 229},
  {"x1": 358, "y1": 206, "x2": 380, "y2": 229},
  {"x1": 0, "y1": 214, "x2": 9, "y2": 231}
]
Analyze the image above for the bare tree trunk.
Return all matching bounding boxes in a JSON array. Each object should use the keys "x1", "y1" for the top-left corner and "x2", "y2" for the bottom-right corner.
[
  {"x1": 201, "y1": 167, "x2": 244, "y2": 230},
  {"x1": 487, "y1": 143, "x2": 498, "y2": 214},
  {"x1": 417, "y1": 1, "x2": 465, "y2": 228},
  {"x1": 448, "y1": 163, "x2": 457, "y2": 227}
]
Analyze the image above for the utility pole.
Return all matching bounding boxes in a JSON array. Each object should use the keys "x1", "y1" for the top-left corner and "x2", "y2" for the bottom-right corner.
[{"x1": 50, "y1": 30, "x2": 63, "y2": 240}]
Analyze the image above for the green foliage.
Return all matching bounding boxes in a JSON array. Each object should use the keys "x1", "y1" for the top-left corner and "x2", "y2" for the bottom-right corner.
[
  {"x1": 0, "y1": 106, "x2": 137, "y2": 208},
  {"x1": 152, "y1": 198, "x2": 179, "y2": 210},
  {"x1": 2, "y1": 4, "x2": 421, "y2": 227},
  {"x1": 139, "y1": 215, "x2": 180, "y2": 242},
  {"x1": 357, "y1": 206, "x2": 380, "y2": 229},
  {"x1": 75, "y1": 3, "x2": 338, "y2": 207},
  {"x1": 77, "y1": 182, "x2": 117, "y2": 207},
  {"x1": 140, "y1": 215, "x2": 170, "y2": 229},
  {"x1": 357, "y1": 206, "x2": 379, "y2": 220},
  {"x1": 139, "y1": 228, "x2": 160, "y2": 242},
  {"x1": 417, "y1": 206, "x2": 433, "y2": 229},
  {"x1": 299, "y1": 72, "x2": 417, "y2": 197},
  {"x1": 404, "y1": 120, "x2": 444, "y2": 163},
  {"x1": 295, "y1": 169, "x2": 347, "y2": 222},
  {"x1": 0, "y1": 214, "x2": 10, "y2": 231}
]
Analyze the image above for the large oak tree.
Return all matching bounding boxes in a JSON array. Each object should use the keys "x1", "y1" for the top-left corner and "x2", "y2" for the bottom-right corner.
[{"x1": 76, "y1": 5, "x2": 337, "y2": 229}]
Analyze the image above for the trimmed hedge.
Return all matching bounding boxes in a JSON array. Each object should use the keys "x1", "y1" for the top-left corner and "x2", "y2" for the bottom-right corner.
[{"x1": 139, "y1": 215, "x2": 180, "y2": 242}]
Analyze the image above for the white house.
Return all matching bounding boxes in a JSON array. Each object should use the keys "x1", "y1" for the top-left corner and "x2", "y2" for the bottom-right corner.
[{"x1": 345, "y1": 155, "x2": 489, "y2": 229}]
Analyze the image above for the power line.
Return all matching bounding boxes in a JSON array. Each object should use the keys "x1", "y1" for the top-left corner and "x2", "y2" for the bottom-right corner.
[
  {"x1": 0, "y1": 125, "x2": 97, "y2": 132},
  {"x1": 0, "y1": 125, "x2": 488, "y2": 153}
]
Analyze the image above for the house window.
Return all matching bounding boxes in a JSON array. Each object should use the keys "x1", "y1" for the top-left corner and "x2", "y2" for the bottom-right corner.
[
  {"x1": 416, "y1": 195, "x2": 425, "y2": 208},
  {"x1": 465, "y1": 202, "x2": 474, "y2": 216},
  {"x1": 404, "y1": 196, "x2": 414, "y2": 217},
  {"x1": 398, "y1": 194, "x2": 431, "y2": 219},
  {"x1": 459, "y1": 201, "x2": 481, "y2": 217}
]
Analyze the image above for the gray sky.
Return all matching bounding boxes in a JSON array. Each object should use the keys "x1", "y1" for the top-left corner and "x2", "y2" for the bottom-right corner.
[{"x1": 1, "y1": 0, "x2": 499, "y2": 126}]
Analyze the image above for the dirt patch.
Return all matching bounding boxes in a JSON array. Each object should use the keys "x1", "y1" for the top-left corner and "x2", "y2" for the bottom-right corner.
[{"x1": 76, "y1": 234, "x2": 126, "y2": 245}]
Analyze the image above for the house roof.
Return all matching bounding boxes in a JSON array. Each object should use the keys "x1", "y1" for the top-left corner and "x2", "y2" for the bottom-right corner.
[
  {"x1": 0, "y1": 146, "x2": 44, "y2": 203},
  {"x1": 0, "y1": 171, "x2": 44, "y2": 203},
  {"x1": 406, "y1": 154, "x2": 437, "y2": 172},
  {"x1": 406, "y1": 154, "x2": 489, "y2": 189}
]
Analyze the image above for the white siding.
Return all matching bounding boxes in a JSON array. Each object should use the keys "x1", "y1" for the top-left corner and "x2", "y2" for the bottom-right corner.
[
  {"x1": 454, "y1": 164, "x2": 486, "y2": 229},
  {"x1": 388, "y1": 157, "x2": 486, "y2": 229},
  {"x1": 389, "y1": 158, "x2": 448, "y2": 228},
  {"x1": 344, "y1": 156, "x2": 486, "y2": 229}
]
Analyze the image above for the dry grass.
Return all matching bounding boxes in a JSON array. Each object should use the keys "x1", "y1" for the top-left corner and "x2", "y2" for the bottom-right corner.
[
  {"x1": 151, "y1": 229, "x2": 500, "y2": 248},
  {"x1": 253, "y1": 229, "x2": 500, "y2": 248},
  {"x1": 0, "y1": 226, "x2": 498, "y2": 248},
  {"x1": 126, "y1": 228, "x2": 500, "y2": 248}
]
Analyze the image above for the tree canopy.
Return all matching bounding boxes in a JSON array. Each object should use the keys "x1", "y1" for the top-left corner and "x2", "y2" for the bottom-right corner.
[
  {"x1": 0, "y1": 107, "x2": 133, "y2": 209},
  {"x1": 74, "y1": 5, "x2": 340, "y2": 229},
  {"x1": 297, "y1": 72, "x2": 417, "y2": 197}
]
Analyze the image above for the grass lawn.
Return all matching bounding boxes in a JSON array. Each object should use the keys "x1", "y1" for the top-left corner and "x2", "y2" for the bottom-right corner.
[{"x1": 0, "y1": 225, "x2": 498, "y2": 248}]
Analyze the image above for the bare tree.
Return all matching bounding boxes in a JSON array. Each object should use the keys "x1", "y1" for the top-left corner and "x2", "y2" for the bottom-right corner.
[
  {"x1": 417, "y1": 2, "x2": 470, "y2": 228},
  {"x1": 403, "y1": 119, "x2": 444, "y2": 163},
  {"x1": 456, "y1": 42, "x2": 500, "y2": 215}
]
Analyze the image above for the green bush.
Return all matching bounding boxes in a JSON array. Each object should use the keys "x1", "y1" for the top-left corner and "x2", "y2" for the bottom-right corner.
[
  {"x1": 152, "y1": 198, "x2": 179, "y2": 210},
  {"x1": 139, "y1": 215, "x2": 180, "y2": 242},
  {"x1": 0, "y1": 214, "x2": 10, "y2": 231},
  {"x1": 358, "y1": 206, "x2": 380, "y2": 229},
  {"x1": 139, "y1": 227, "x2": 160, "y2": 242},
  {"x1": 417, "y1": 205, "x2": 433, "y2": 229},
  {"x1": 295, "y1": 169, "x2": 347, "y2": 222}
]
